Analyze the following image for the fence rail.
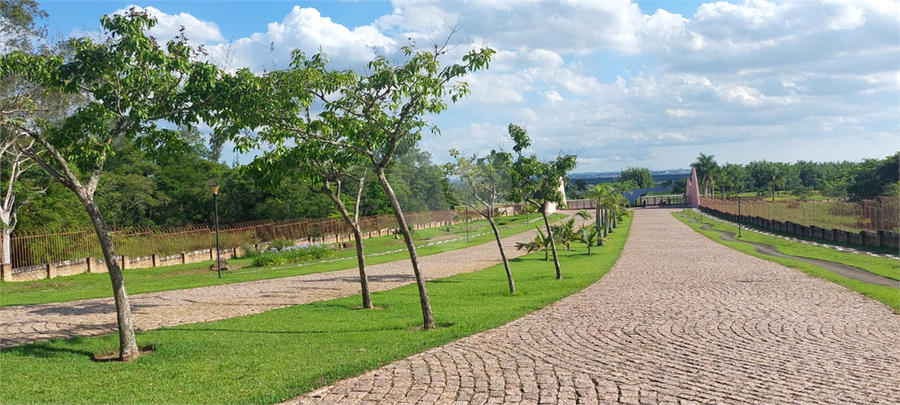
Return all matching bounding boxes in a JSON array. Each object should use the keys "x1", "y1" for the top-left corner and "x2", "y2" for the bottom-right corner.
[
  {"x1": 2, "y1": 210, "x2": 464, "y2": 273},
  {"x1": 699, "y1": 197, "x2": 899, "y2": 233}
]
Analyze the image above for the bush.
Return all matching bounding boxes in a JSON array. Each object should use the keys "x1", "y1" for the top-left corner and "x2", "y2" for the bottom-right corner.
[
  {"x1": 250, "y1": 243, "x2": 334, "y2": 267},
  {"x1": 268, "y1": 237, "x2": 294, "y2": 252},
  {"x1": 239, "y1": 244, "x2": 260, "y2": 259}
]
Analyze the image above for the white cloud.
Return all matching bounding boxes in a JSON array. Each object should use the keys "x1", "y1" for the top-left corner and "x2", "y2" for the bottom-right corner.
[
  {"x1": 207, "y1": 6, "x2": 396, "y2": 72},
  {"x1": 114, "y1": 5, "x2": 225, "y2": 46},
  {"x1": 126, "y1": 0, "x2": 897, "y2": 172}
]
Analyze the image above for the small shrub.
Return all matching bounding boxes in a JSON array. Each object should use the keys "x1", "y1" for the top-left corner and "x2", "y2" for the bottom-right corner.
[
  {"x1": 239, "y1": 244, "x2": 260, "y2": 259},
  {"x1": 268, "y1": 238, "x2": 294, "y2": 252},
  {"x1": 250, "y1": 243, "x2": 334, "y2": 267}
]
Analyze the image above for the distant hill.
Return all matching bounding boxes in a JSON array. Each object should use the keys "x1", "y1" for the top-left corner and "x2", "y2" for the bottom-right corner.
[{"x1": 569, "y1": 169, "x2": 690, "y2": 185}]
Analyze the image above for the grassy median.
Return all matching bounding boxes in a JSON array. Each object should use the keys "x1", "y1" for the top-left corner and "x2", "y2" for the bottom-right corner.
[
  {"x1": 0, "y1": 215, "x2": 630, "y2": 404},
  {"x1": 1, "y1": 213, "x2": 561, "y2": 307},
  {"x1": 675, "y1": 210, "x2": 899, "y2": 312}
]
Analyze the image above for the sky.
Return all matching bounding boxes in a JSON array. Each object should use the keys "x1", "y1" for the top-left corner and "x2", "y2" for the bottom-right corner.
[{"x1": 31, "y1": 0, "x2": 900, "y2": 172}]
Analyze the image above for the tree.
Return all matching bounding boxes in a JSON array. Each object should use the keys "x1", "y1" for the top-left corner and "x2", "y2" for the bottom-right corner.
[
  {"x1": 1, "y1": 0, "x2": 50, "y2": 266},
  {"x1": 0, "y1": 0, "x2": 47, "y2": 52},
  {"x1": 515, "y1": 225, "x2": 551, "y2": 261},
  {"x1": 217, "y1": 40, "x2": 495, "y2": 330},
  {"x1": 507, "y1": 124, "x2": 577, "y2": 280},
  {"x1": 550, "y1": 218, "x2": 578, "y2": 251},
  {"x1": 608, "y1": 181, "x2": 634, "y2": 229},
  {"x1": 721, "y1": 163, "x2": 748, "y2": 197},
  {"x1": 616, "y1": 166, "x2": 654, "y2": 188},
  {"x1": 1, "y1": 10, "x2": 221, "y2": 360},
  {"x1": 691, "y1": 153, "x2": 719, "y2": 196},
  {"x1": 445, "y1": 148, "x2": 516, "y2": 294},
  {"x1": 575, "y1": 209, "x2": 592, "y2": 228},
  {"x1": 847, "y1": 152, "x2": 900, "y2": 200},
  {"x1": 579, "y1": 224, "x2": 599, "y2": 255}
]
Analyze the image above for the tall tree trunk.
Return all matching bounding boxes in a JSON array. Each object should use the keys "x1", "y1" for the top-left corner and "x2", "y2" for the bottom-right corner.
[
  {"x1": 595, "y1": 205, "x2": 603, "y2": 246},
  {"x1": 541, "y1": 208, "x2": 561, "y2": 280},
  {"x1": 375, "y1": 167, "x2": 434, "y2": 330},
  {"x1": 611, "y1": 206, "x2": 618, "y2": 231},
  {"x1": 80, "y1": 194, "x2": 139, "y2": 361},
  {"x1": 488, "y1": 216, "x2": 515, "y2": 294},
  {"x1": 1, "y1": 227, "x2": 11, "y2": 267}
]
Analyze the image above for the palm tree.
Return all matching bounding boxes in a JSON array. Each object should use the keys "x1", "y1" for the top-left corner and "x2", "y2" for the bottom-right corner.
[
  {"x1": 516, "y1": 225, "x2": 551, "y2": 261},
  {"x1": 579, "y1": 224, "x2": 601, "y2": 255},
  {"x1": 587, "y1": 184, "x2": 618, "y2": 244},
  {"x1": 692, "y1": 153, "x2": 719, "y2": 197},
  {"x1": 769, "y1": 166, "x2": 788, "y2": 201},
  {"x1": 551, "y1": 218, "x2": 577, "y2": 251},
  {"x1": 575, "y1": 209, "x2": 592, "y2": 227}
]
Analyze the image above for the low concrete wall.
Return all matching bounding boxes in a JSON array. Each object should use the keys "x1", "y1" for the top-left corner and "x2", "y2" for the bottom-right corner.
[{"x1": 1, "y1": 218, "x2": 468, "y2": 283}]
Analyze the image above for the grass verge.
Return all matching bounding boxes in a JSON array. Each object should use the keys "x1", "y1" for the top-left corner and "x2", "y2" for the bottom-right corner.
[
  {"x1": 1, "y1": 213, "x2": 561, "y2": 307},
  {"x1": 0, "y1": 215, "x2": 631, "y2": 405},
  {"x1": 675, "y1": 210, "x2": 899, "y2": 312}
]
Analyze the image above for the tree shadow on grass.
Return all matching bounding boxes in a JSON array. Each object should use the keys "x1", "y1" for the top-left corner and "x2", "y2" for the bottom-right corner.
[
  {"x1": 167, "y1": 323, "x2": 412, "y2": 336},
  {"x1": 4, "y1": 339, "x2": 96, "y2": 359}
]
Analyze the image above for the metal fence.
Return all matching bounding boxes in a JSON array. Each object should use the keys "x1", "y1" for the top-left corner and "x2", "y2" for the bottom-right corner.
[
  {"x1": 699, "y1": 197, "x2": 900, "y2": 233},
  {"x1": 3, "y1": 210, "x2": 461, "y2": 271}
]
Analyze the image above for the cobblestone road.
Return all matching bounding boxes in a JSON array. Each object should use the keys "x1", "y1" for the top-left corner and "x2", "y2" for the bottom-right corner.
[
  {"x1": 288, "y1": 208, "x2": 900, "y2": 405},
  {"x1": 0, "y1": 220, "x2": 547, "y2": 348}
]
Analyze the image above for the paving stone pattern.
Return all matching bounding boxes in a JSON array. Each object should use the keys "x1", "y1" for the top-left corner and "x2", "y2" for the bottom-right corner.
[
  {"x1": 0, "y1": 219, "x2": 547, "y2": 348},
  {"x1": 288, "y1": 208, "x2": 900, "y2": 405}
]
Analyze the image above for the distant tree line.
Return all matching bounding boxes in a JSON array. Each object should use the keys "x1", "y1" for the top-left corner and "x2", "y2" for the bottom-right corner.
[
  {"x1": 687, "y1": 152, "x2": 899, "y2": 201},
  {"x1": 13, "y1": 136, "x2": 452, "y2": 231}
]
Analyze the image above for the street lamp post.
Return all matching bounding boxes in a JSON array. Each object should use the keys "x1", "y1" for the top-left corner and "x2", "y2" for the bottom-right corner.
[
  {"x1": 738, "y1": 196, "x2": 742, "y2": 238},
  {"x1": 209, "y1": 185, "x2": 221, "y2": 279}
]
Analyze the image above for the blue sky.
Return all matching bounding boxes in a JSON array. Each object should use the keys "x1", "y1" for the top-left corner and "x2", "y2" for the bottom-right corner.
[{"x1": 30, "y1": 1, "x2": 900, "y2": 172}]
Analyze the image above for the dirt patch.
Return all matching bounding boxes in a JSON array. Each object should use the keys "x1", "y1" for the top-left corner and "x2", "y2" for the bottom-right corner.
[
  {"x1": 352, "y1": 305, "x2": 387, "y2": 310},
  {"x1": 91, "y1": 344, "x2": 156, "y2": 362},
  {"x1": 407, "y1": 322, "x2": 455, "y2": 331}
]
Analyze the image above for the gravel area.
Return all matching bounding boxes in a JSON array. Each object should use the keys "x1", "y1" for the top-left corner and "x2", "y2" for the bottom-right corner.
[
  {"x1": 287, "y1": 207, "x2": 900, "y2": 405},
  {"x1": 0, "y1": 216, "x2": 552, "y2": 348}
]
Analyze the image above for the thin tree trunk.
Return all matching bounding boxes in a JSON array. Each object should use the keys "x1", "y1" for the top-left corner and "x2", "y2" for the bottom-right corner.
[
  {"x1": 351, "y1": 226, "x2": 371, "y2": 309},
  {"x1": 488, "y1": 216, "x2": 515, "y2": 294},
  {"x1": 327, "y1": 192, "x2": 372, "y2": 309},
  {"x1": 611, "y1": 206, "x2": 617, "y2": 231},
  {"x1": 541, "y1": 208, "x2": 561, "y2": 280},
  {"x1": 1, "y1": 227, "x2": 11, "y2": 266},
  {"x1": 595, "y1": 206, "x2": 603, "y2": 246},
  {"x1": 375, "y1": 168, "x2": 434, "y2": 330},
  {"x1": 81, "y1": 195, "x2": 139, "y2": 361}
]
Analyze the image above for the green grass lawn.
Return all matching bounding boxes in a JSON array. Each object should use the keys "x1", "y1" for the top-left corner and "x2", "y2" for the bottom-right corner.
[
  {"x1": 1, "y1": 213, "x2": 562, "y2": 307},
  {"x1": 0, "y1": 216, "x2": 631, "y2": 405},
  {"x1": 675, "y1": 210, "x2": 899, "y2": 312}
]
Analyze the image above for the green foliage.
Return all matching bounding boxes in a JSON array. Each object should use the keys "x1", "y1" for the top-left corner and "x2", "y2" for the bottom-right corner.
[
  {"x1": 250, "y1": 244, "x2": 334, "y2": 267},
  {"x1": 0, "y1": 0, "x2": 48, "y2": 51},
  {"x1": 507, "y1": 124, "x2": 577, "y2": 210},
  {"x1": 692, "y1": 152, "x2": 898, "y2": 200},
  {"x1": 550, "y1": 218, "x2": 578, "y2": 251},
  {"x1": 579, "y1": 224, "x2": 600, "y2": 254},
  {"x1": 515, "y1": 226, "x2": 549, "y2": 260},
  {"x1": 445, "y1": 147, "x2": 513, "y2": 217},
  {"x1": 616, "y1": 166, "x2": 654, "y2": 188},
  {"x1": 847, "y1": 152, "x2": 899, "y2": 200}
]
